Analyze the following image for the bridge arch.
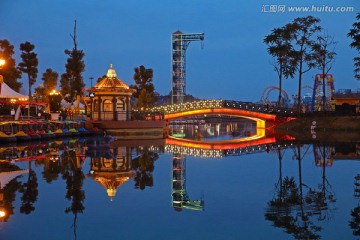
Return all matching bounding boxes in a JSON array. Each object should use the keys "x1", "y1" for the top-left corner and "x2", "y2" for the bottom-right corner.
[{"x1": 150, "y1": 99, "x2": 281, "y2": 130}]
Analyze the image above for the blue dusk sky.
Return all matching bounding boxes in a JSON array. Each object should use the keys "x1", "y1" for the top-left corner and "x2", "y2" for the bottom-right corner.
[{"x1": 0, "y1": 0, "x2": 359, "y2": 102}]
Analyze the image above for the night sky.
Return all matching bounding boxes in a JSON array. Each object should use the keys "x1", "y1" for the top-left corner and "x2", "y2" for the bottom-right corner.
[{"x1": 1, "y1": 0, "x2": 359, "y2": 102}]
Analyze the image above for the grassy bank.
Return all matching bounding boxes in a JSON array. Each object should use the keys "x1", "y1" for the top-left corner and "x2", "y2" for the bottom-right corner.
[{"x1": 275, "y1": 116, "x2": 360, "y2": 142}]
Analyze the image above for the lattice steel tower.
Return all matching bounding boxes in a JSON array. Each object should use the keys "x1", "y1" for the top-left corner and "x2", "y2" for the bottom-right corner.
[{"x1": 172, "y1": 30, "x2": 204, "y2": 104}]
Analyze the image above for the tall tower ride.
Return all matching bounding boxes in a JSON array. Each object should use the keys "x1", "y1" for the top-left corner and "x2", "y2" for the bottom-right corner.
[
  {"x1": 171, "y1": 31, "x2": 204, "y2": 104},
  {"x1": 311, "y1": 74, "x2": 335, "y2": 111}
]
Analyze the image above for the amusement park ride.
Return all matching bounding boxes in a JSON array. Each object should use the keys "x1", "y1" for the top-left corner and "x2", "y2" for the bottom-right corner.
[
  {"x1": 261, "y1": 74, "x2": 335, "y2": 111},
  {"x1": 171, "y1": 30, "x2": 205, "y2": 211},
  {"x1": 311, "y1": 74, "x2": 335, "y2": 111},
  {"x1": 171, "y1": 31, "x2": 204, "y2": 104}
]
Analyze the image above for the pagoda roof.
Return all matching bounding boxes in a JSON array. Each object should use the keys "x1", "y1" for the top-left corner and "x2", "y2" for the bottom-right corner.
[
  {"x1": 87, "y1": 171, "x2": 132, "y2": 202},
  {"x1": 87, "y1": 64, "x2": 134, "y2": 94}
]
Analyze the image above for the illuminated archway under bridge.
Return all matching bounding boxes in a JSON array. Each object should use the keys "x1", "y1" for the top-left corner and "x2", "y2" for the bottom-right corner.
[
  {"x1": 150, "y1": 99, "x2": 294, "y2": 130},
  {"x1": 165, "y1": 136, "x2": 282, "y2": 158}
]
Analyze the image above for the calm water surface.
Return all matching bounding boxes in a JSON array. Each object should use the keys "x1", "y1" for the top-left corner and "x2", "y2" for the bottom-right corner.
[{"x1": 0, "y1": 121, "x2": 359, "y2": 240}]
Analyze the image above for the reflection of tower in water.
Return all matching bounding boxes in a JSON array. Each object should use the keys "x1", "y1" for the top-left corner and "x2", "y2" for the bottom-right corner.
[
  {"x1": 172, "y1": 153, "x2": 204, "y2": 211},
  {"x1": 313, "y1": 145, "x2": 334, "y2": 167}
]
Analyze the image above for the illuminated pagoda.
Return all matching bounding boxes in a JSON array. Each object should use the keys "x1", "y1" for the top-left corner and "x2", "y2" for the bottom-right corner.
[
  {"x1": 87, "y1": 64, "x2": 134, "y2": 121},
  {"x1": 87, "y1": 145, "x2": 132, "y2": 202}
]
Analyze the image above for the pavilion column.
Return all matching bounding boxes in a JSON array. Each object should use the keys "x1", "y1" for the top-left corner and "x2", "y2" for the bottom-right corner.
[
  {"x1": 126, "y1": 96, "x2": 130, "y2": 121},
  {"x1": 97, "y1": 97, "x2": 102, "y2": 120},
  {"x1": 112, "y1": 96, "x2": 117, "y2": 121},
  {"x1": 90, "y1": 98, "x2": 93, "y2": 120}
]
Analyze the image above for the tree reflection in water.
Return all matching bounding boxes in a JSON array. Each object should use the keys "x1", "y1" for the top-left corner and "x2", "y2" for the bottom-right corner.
[
  {"x1": 131, "y1": 147, "x2": 159, "y2": 190},
  {"x1": 60, "y1": 149, "x2": 85, "y2": 240},
  {"x1": 19, "y1": 162, "x2": 38, "y2": 214},
  {"x1": 265, "y1": 143, "x2": 336, "y2": 239},
  {"x1": 349, "y1": 174, "x2": 360, "y2": 236},
  {"x1": 0, "y1": 137, "x2": 357, "y2": 238}
]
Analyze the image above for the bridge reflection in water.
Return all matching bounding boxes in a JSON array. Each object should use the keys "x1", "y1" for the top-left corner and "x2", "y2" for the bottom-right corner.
[
  {"x1": 167, "y1": 135, "x2": 286, "y2": 212},
  {"x1": 0, "y1": 133, "x2": 357, "y2": 220},
  {"x1": 167, "y1": 127, "x2": 287, "y2": 211}
]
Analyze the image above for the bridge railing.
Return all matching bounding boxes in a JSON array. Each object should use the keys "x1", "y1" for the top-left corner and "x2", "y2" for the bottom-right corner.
[
  {"x1": 150, "y1": 99, "x2": 223, "y2": 114},
  {"x1": 223, "y1": 100, "x2": 296, "y2": 116},
  {"x1": 149, "y1": 99, "x2": 297, "y2": 117}
]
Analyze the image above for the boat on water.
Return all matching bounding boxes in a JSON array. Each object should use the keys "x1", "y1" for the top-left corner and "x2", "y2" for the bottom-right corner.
[
  {"x1": 0, "y1": 119, "x2": 106, "y2": 144},
  {"x1": 0, "y1": 122, "x2": 16, "y2": 143},
  {"x1": 13, "y1": 131, "x2": 32, "y2": 142},
  {"x1": 12, "y1": 121, "x2": 41, "y2": 141},
  {"x1": 29, "y1": 120, "x2": 56, "y2": 139},
  {"x1": 37, "y1": 129, "x2": 56, "y2": 139},
  {"x1": 0, "y1": 131, "x2": 16, "y2": 143}
]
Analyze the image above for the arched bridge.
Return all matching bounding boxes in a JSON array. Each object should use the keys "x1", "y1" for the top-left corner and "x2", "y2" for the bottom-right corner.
[{"x1": 150, "y1": 99, "x2": 295, "y2": 129}]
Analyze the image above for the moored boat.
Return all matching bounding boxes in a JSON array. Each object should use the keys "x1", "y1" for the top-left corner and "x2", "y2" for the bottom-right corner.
[
  {"x1": 0, "y1": 131, "x2": 16, "y2": 143},
  {"x1": 38, "y1": 129, "x2": 56, "y2": 139},
  {"x1": 13, "y1": 131, "x2": 31, "y2": 142},
  {"x1": 53, "y1": 129, "x2": 66, "y2": 138},
  {"x1": 27, "y1": 129, "x2": 41, "y2": 141}
]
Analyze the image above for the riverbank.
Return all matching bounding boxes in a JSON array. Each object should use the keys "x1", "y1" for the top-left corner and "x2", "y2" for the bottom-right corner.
[{"x1": 275, "y1": 116, "x2": 360, "y2": 142}]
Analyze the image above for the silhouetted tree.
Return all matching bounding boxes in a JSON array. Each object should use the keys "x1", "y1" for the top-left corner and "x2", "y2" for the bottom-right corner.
[
  {"x1": 0, "y1": 39, "x2": 22, "y2": 91},
  {"x1": 18, "y1": 41, "x2": 38, "y2": 102},
  {"x1": 60, "y1": 149, "x2": 85, "y2": 239},
  {"x1": 348, "y1": 13, "x2": 360, "y2": 80},
  {"x1": 35, "y1": 68, "x2": 59, "y2": 103},
  {"x1": 265, "y1": 144, "x2": 337, "y2": 239},
  {"x1": 130, "y1": 65, "x2": 157, "y2": 110},
  {"x1": 265, "y1": 176, "x2": 322, "y2": 239},
  {"x1": 264, "y1": 27, "x2": 296, "y2": 107},
  {"x1": 132, "y1": 147, "x2": 158, "y2": 190},
  {"x1": 33, "y1": 85, "x2": 46, "y2": 102},
  {"x1": 286, "y1": 16, "x2": 321, "y2": 113},
  {"x1": 350, "y1": 206, "x2": 360, "y2": 236},
  {"x1": 42, "y1": 158, "x2": 61, "y2": 183},
  {"x1": 19, "y1": 168, "x2": 38, "y2": 215},
  {"x1": 349, "y1": 174, "x2": 360, "y2": 236},
  {"x1": 312, "y1": 32, "x2": 337, "y2": 111},
  {"x1": 61, "y1": 20, "x2": 85, "y2": 103}
]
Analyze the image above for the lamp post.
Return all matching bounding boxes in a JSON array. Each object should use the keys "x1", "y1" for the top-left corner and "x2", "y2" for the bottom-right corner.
[{"x1": 89, "y1": 77, "x2": 93, "y2": 88}]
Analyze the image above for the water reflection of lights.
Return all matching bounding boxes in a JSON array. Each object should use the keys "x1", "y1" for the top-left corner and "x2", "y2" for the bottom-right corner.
[
  {"x1": 49, "y1": 152, "x2": 59, "y2": 162},
  {"x1": 166, "y1": 145, "x2": 223, "y2": 158},
  {"x1": 164, "y1": 136, "x2": 285, "y2": 158}
]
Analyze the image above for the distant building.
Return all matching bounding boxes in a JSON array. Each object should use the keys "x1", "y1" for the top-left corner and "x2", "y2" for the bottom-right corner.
[{"x1": 332, "y1": 89, "x2": 360, "y2": 114}]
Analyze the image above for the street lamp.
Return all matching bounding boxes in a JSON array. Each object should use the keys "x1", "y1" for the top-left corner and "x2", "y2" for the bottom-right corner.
[
  {"x1": 0, "y1": 209, "x2": 6, "y2": 218},
  {"x1": 0, "y1": 57, "x2": 5, "y2": 83}
]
